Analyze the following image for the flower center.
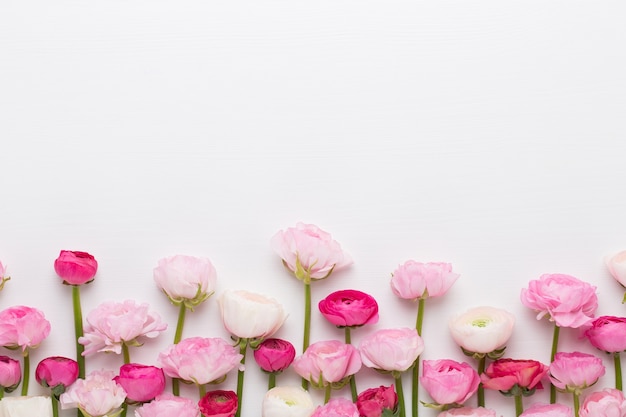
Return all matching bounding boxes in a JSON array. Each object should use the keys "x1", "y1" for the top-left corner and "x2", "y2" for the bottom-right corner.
[{"x1": 471, "y1": 318, "x2": 490, "y2": 328}]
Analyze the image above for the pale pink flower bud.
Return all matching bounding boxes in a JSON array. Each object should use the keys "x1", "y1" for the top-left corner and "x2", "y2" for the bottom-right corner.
[
  {"x1": 60, "y1": 369, "x2": 127, "y2": 417},
  {"x1": 153, "y1": 255, "x2": 217, "y2": 310},
  {"x1": 292, "y1": 340, "x2": 361, "y2": 388},
  {"x1": 0, "y1": 305, "x2": 51, "y2": 352},
  {"x1": 421, "y1": 359, "x2": 480, "y2": 407},
  {"x1": 218, "y1": 289, "x2": 287, "y2": 341},
  {"x1": 134, "y1": 394, "x2": 200, "y2": 417},
  {"x1": 579, "y1": 388, "x2": 626, "y2": 417},
  {"x1": 438, "y1": 407, "x2": 497, "y2": 417},
  {"x1": 0, "y1": 260, "x2": 9, "y2": 291},
  {"x1": 311, "y1": 398, "x2": 359, "y2": 417},
  {"x1": 606, "y1": 250, "x2": 626, "y2": 288},
  {"x1": 520, "y1": 403, "x2": 573, "y2": 417},
  {"x1": 359, "y1": 328, "x2": 424, "y2": 372},
  {"x1": 549, "y1": 351, "x2": 605, "y2": 394},
  {"x1": 390, "y1": 261, "x2": 459, "y2": 300},
  {"x1": 449, "y1": 306, "x2": 515, "y2": 355}
]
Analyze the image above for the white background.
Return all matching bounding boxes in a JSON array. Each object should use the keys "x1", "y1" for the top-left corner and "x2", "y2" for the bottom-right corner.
[{"x1": 1, "y1": 1, "x2": 626, "y2": 416}]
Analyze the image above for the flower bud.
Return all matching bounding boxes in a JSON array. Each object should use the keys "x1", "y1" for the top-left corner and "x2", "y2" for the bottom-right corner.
[
  {"x1": 114, "y1": 363, "x2": 165, "y2": 404},
  {"x1": 253, "y1": 338, "x2": 295, "y2": 374},
  {"x1": 36, "y1": 356, "x2": 79, "y2": 397},
  {"x1": 54, "y1": 250, "x2": 98, "y2": 285},
  {"x1": 0, "y1": 356, "x2": 22, "y2": 393}
]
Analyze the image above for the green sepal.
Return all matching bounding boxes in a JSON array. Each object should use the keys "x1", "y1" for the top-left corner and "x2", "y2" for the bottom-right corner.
[
  {"x1": 622, "y1": 291, "x2": 626, "y2": 304},
  {"x1": 51, "y1": 384, "x2": 66, "y2": 399},
  {"x1": 382, "y1": 407, "x2": 400, "y2": 417}
]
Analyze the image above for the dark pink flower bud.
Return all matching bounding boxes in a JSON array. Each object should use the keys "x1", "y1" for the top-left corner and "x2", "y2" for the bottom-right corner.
[
  {"x1": 35, "y1": 356, "x2": 79, "y2": 393},
  {"x1": 114, "y1": 363, "x2": 165, "y2": 404},
  {"x1": 584, "y1": 316, "x2": 626, "y2": 353},
  {"x1": 198, "y1": 390, "x2": 238, "y2": 417},
  {"x1": 357, "y1": 385, "x2": 398, "y2": 417},
  {"x1": 54, "y1": 250, "x2": 98, "y2": 285},
  {"x1": 318, "y1": 289, "x2": 379, "y2": 328},
  {"x1": 253, "y1": 338, "x2": 296, "y2": 373},
  {"x1": 0, "y1": 356, "x2": 21, "y2": 392}
]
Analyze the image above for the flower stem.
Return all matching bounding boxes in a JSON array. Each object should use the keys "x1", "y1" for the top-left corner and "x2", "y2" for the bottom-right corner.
[
  {"x1": 199, "y1": 384, "x2": 206, "y2": 398},
  {"x1": 268, "y1": 373, "x2": 276, "y2": 390},
  {"x1": 573, "y1": 392, "x2": 580, "y2": 417},
  {"x1": 477, "y1": 355, "x2": 486, "y2": 407},
  {"x1": 615, "y1": 352, "x2": 623, "y2": 391},
  {"x1": 122, "y1": 343, "x2": 130, "y2": 364},
  {"x1": 550, "y1": 324, "x2": 560, "y2": 404},
  {"x1": 514, "y1": 394, "x2": 523, "y2": 417},
  {"x1": 302, "y1": 282, "x2": 311, "y2": 390},
  {"x1": 344, "y1": 327, "x2": 358, "y2": 402},
  {"x1": 52, "y1": 396, "x2": 59, "y2": 417},
  {"x1": 415, "y1": 299, "x2": 425, "y2": 335},
  {"x1": 412, "y1": 298, "x2": 425, "y2": 417},
  {"x1": 0, "y1": 387, "x2": 4, "y2": 399},
  {"x1": 395, "y1": 373, "x2": 406, "y2": 417},
  {"x1": 324, "y1": 384, "x2": 332, "y2": 404},
  {"x1": 235, "y1": 339, "x2": 248, "y2": 417},
  {"x1": 21, "y1": 351, "x2": 29, "y2": 396},
  {"x1": 120, "y1": 403, "x2": 128, "y2": 417},
  {"x1": 72, "y1": 285, "x2": 85, "y2": 379},
  {"x1": 172, "y1": 304, "x2": 187, "y2": 396}
]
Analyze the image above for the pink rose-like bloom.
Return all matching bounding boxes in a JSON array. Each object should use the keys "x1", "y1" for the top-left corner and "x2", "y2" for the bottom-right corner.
[
  {"x1": 584, "y1": 316, "x2": 626, "y2": 353},
  {"x1": 271, "y1": 223, "x2": 352, "y2": 282},
  {"x1": 0, "y1": 305, "x2": 51, "y2": 352},
  {"x1": 158, "y1": 337, "x2": 243, "y2": 385},
  {"x1": 579, "y1": 388, "x2": 626, "y2": 417},
  {"x1": 421, "y1": 359, "x2": 480, "y2": 406},
  {"x1": 135, "y1": 394, "x2": 200, "y2": 417},
  {"x1": 390, "y1": 261, "x2": 459, "y2": 300},
  {"x1": 79, "y1": 299, "x2": 167, "y2": 356},
  {"x1": 520, "y1": 273, "x2": 598, "y2": 328},
  {"x1": 318, "y1": 289, "x2": 379, "y2": 328},
  {"x1": 480, "y1": 358, "x2": 548, "y2": 393},
  {"x1": 153, "y1": 255, "x2": 217, "y2": 309},
  {"x1": 198, "y1": 390, "x2": 238, "y2": 417},
  {"x1": 218, "y1": 289, "x2": 287, "y2": 340},
  {"x1": 115, "y1": 363, "x2": 165, "y2": 403},
  {"x1": 359, "y1": 328, "x2": 424, "y2": 372},
  {"x1": 606, "y1": 250, "x2": 626, "y2": 288},
  {"x1": 35, "y1": 356, "x2": 79, "y2": 390},
  {"x1": 311, "y1": 398, "x2": 359, "y2": 417},
  {"x1": 60, "y1": 369, "x2": 127, "y2": 417},
  {"x1": 520, "y1": 403, "x2": 573, "y2": 417},
  {"x1": 54, "y1": 250, "x2": 98, "y2": 285},
  {"x1": 0, "y1": 356, "x2": 21, "y2": 392},
  {"x1": 437, "y1": 407, "x2": 496, "y2": 417},
  {"x1": 357, "y1": 385, "x2": 398, "y2": 417},
  {"x1": 253, "y1": 338, "x2": 296, "y2": 373},
  {"x1": 292, "y1": 340, "x2": 361, "y2": 388},
  {"x1": 549, "y1": 351, "x2": 605, "y2": 394}
]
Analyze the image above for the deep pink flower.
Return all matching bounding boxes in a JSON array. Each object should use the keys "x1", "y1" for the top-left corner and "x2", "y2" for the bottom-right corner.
[
  {"x1": 356, "y1": 385, "x2": 398, "y2": 417},
  {"x1": 359, "y1": 328, "x2": 424, "y2": 372},
  {"x1": 60, "y1": 369, "x2": 127, "y2": 417},
  {"x1": 54, "y1": 250, "x2": 98, "y2": 285},
  {"x1": 153, "y1": 255, "x2": 217, "y2": 309},
  {"x1": 520, "y1": 273, "x2": 598, "y2": 328},
  {"x1": 549, "y1": 351, "x2": 605, "y2": 394},
  {"x1": 480, "y1": 358, "x2": 548, "y2": 393},
  {"x1": 311, "y1": 398, "x2": 359, "y2": 417},
  {"x1": 0, "y1": 356, "x2": 21, "y2": 392},
  {"x1": 579, "y1": 388, "x2": 626, "y2": 417},
  {"x1": 0, "y1": 305, "x2": 51, "y2": 352},
  {"x1": 437, "y1": 408, "x2": 497, "y2": 417},
  {"x1": 318, "y1": 289, "x2": 379, "y2": 328},
  {"x1": 35, "y1": 356, "x2": 79, "y2": 391},
  {"x1": 292, "y1": 340, "x2": 361, "y2": 388},
  {"x1": 421, "y1": 359, "x2": 480, "y2": 406},
  {"x1": 253, "y1": 338, "x2": 296, "y2": 373},
  {"x1": 390, "y1": 261, "x2": 459, "y2": 300},
  {"x1": 114, "y1": 363, "x2": 165, "y2": 404},
  {"x1": 198, "y1": 390, "x2": 238, "y2": 417},
  {"x1": 520, "y1": 403, "x2": 573, "y2": 417},
  {"x1": 135, "y1": 394, "x2": 200, "y2": 417},
  {"x1": 584, "y1": 316, "x2": 626, "y2": 353}
]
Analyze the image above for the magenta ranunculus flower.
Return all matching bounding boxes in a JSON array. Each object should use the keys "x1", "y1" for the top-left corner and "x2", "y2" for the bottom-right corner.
[
  {"x1": 60, "y1": 369, "x2": 127, "y2": 417},
  {"x1": 0, "y1": 305, "x2": 51, "y2": 352},
  {"x1": 198, "y1": 390, "x2": 238, "y2": 417},
  {"x1": 0, "y1": 356, "x2": 21, "y2": 393},
  {"x1": 579, "y1": 388, "x2": 626, "y2": 417},
  {"x1": 35, "y1": 356, "x2": 79, "y2": 393},
  {"x1": 480, "y1": 358, "x2": 548, "y2": 393},
  {"x1": 311, "y1": 397, "x2": 359, "y2": 417},
  {"x1": 78, "y1": 300, "x2": 167, "y2": 356},
  {"x1": 584, "y1": 316, "x2": 626, "y2": 353},
  {"x1": 54, "y1": 250, "x2": 98, "y2": 285},
  {"x1": 549, "y1": 351, "x2": 605, "y2": 394},
  {"x1": 356, "y1": 385, "x2": 398, "y2": 417},
  {"x1": 218, "y1": 289, "x2": 287, "y2": 341},
  {"x1": 157, "y1": 337, "x2": 243, "y2": 385},
  {"x1": 520, "y1": 273, "x2": 598, "y2": 328},
  {"x1": 292, "y1": 340, "x2": 361, "y2": 388},
  {"x1": 0, "y1": 260, "x2": 9, "y2": 291},
  {"x1": 421, "y1": 359, "x2": 480, "y2": 407},
  {"x1": 135, "y1": 394, "x2": 200, "y2": 417},
  {"x1": 114, "y1": 363, "x2": 165, "y2": 404},
  {"x1": 253, "y1": 338, "x2": 296, "y2": 373},
  {"x1": 318, "y1": 289, "x2": 379, "y2": 328},
  {"x1": 519, "y1": 403, "x2": 573, "y2": 417},
  {"x1": 390, "y1": 261, "x2": 459, "y2": 301},
  {"x1": 359, "y1": 328, "x2": 424, "y2": 373},
  {"x1": 437, "y1": 407, "x2": 497, "y2": 417},
  {"x1": 153, "y1": 255, "x2": 217, "y2": 309}
]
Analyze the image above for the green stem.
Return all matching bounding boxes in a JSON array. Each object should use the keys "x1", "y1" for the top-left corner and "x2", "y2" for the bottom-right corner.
[
  {"x1": 268, "y1": 373, "x2": 276, "y2": 390},
  {"x1": 514, "y1": 394, "x2": 523, "y2": 417},
  {"x1": 172, "y1": 378, "x2": 180, "y2": 396},
  {"x1": 52, "y1": 396, "x2": 59, "y2": 417},
  {"x1": 550, "y1": 324, "x2": 560, "y2": 404},
  {"x1": 235, "y1": 340, "x2": 247, "y2": 417},
  {"x1": 412, "y1": 298, "x2": 424, "y2": 417},
  {"x1": 415, "y1": 299, "x2": 425, "y2": 336},
  {"x1": 395, "y1": 373, "x2": 406, "y2": 417},
  {"x1": 324, "y1": 384, "x2": 332, "y2": 404},
  {"x1": 122, "y1": 343, "x2": 130, "y2": 364},
  {"x1": 120, "y1": 403, "x2": 127, "y2": 417},
  {"x1": 615, "y1": 352, "x2": 623, "y2": 391},
  {"x1": 199, "y1": 384, "x2": 207, "y2": 398},
  {"x1": 573, "y1": 392, "x2": 580, "y2": 417},
  {"x1": 302, "y1": 282, "x2": 311, "y2": 390},
  {"x1": 477, "y1": 355, "x2": 486, "y2": 407},
  {"x1": 172, "y1": 304, "x2": 187, "y2": 396},
  {"x1": 0, "y1": 387, "x2": 4, "y2": 399},
  {"x1": 21, "y1": 351, "x2": 30, "y2": 396},
  {"x1": 345, "y1": 327, "x2": 358, "y2": 402},
  {"x1": 72, "y1": 285, "x2": 85, "y2": 379}
]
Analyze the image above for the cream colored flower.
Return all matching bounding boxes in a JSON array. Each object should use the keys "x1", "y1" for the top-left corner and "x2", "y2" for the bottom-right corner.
[
  {"x1": 262, "y1": 386, "x2": 315, "y2": 417},
  {"x1": 218, "y1": 290, "x2": 287, "y2": 341},
  {"x1": 449, "y1": 306, "x2": 515, "y2": 356}
]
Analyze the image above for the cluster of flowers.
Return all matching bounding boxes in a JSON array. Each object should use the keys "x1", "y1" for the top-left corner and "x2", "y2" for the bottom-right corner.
[{"x1": 1, "y1": 225, "x2": 626, "y2": 417}]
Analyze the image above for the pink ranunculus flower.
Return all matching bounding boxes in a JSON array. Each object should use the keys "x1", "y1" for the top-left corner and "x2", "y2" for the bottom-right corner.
[
  {"x1": 318, "y1": 289, "x2": 379, "y2": 328},
  {"x1": 292, "y1": 340, "x2": 361, "y2": 388},
  {"x1": 356, "y1": 385, "x2": 398, "y2": 417},
  {"x1": 359, "y1": 328, "x2": 424, "y2": 372},
  {"x1": 449, "y1": 306, "x2": 515, "y2": 356},
  {"x1": 253, "y1": 338, "x2": 296, "y2": 373},
  {"x1": 153, "y1": 255, "x2": 217, "y2": 310},
  {"x1": 157, "y1": 337, "x2": 243, "y2": 385},
  {"x1": 584, "y1": 316, "x2": 626, "y2": 353},
  {"x1": 0, "y1": 305, "x2": 51, "y2": 352},
  {"x1": 218, "y1": 289, "x2": 287, "y2": 341},
  {"x1": 390, "y1": 261, "x2": 459, "y2": 301},
  {"x1": 60, "y1": 369, "x2": 127, "y2": 417},
  {"x1": 135, "y1": 394, "x2": 200, "y2": 417},
  {"x1": 480, "y1": 358, "x2": 548, "y2": 393},
  {"x1": 0, "y1": 260, "x2": 9, "y2": 291},
  {"x1": 262, "y1": 386, "x2": 315, "y2": 417},
  {"x1": 78, "y1": 299, "x2": 167, "y2": 356},
  {"x1": 519, "y1": 403, "x2": 573, "y2": 417},
  {"x1": 437, "y1": 407, "x2": 497, "y2": 417},
  {"x1": 0, "y1": 355, "x2": 21, "y2": 392},
  {"x1": 271, "y1": 222, "x2": 352, "y2": 283},
  {"x1": 549, "y1": 351, "x2": 605, "y2": 394},
  {"x1": 520, "y1": 273, "x2": 598, "y2": 328},
  {"x1": 35, "y1": 356, "x2": 79, "y2": 392},
  {"x1": 198, "y1": 390, "x2": 238, "y2": 417},
  {"x1": 421, "y1": 359, "x2": 480, "y2": 407},
  {"x1": 579, "y1": 388, "x2": 626, "y2": 417},
  {"x1": 114, "y1": 363, "x2": 165, "y2": 404},
  {"x1": 311, "y1": 398, "x2": 359, "y2": 417},
  {"x1": 54, "y1": 250, "x2": 98, "y2": 285}
]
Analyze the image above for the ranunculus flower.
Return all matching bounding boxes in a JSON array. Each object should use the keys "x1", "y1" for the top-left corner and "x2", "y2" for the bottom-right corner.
[
  {"x1": 134, "y1": 394, "x2": 200, "y2": 417},
  {"x1": 54, "y1": 250, "x2": 98, "y2": 285},
  {"x1": 520, "y1": 273, "x2": 598, "y2": 328},
  {"x1": 390, "y1": 261, "x2": 459, "y2": 300},
  {"x1": 421, "y1": 359, "x2": 480, "y2": 407},
  {"x1": 0, "y1": 260, "x2": 9, "y2": 291},
  {"x1": 356, "y1": 385, "x2": 398, "y2": 417},
  {"x1": 78, "y1": 300, "x2": 167, "y2": 356},
  {"x1": 262, "y1": 386, "x2": 315, "y2": 417},
  {"x1": 157, "y1": 337, "x2": 243, "y2": 385},
  {"x1": 449, "y1": 306, "x2": 515, "y2": 356},
  {"x1": 60, "y1": 369, "x2": 127, "y2": 417},
  {"x1": 579, "y1": 388, "x2": 626, "y2": 417},
  {"x1": 549, "y1": 351, "x2": 605, "y2": 394},
  {"x1": 271, "y1": 223, "x2": 352, "y2": 282},
  {"x1": 0, "y1": 396, "x2": 53, "y2": 417},
  {"x1": 311, "y1": 398, "x2": 359, "y2": 417},
  {"x1": 318, "y1": 289, "x2": 379, "y2": 328},
  {"x1": 198, "y1": 390, "x2": 237, "y2": 417},
  {"x1": 292, "y1": 340, "x2": 362, "y2": 388},
  {"x1": 480, "y1": 358, "x2": 549, "y2": 394},
  {"x1": 153, "y1": 255, "x2": 217, "y2": 309},
  {"x1": 437, "y1": 407, "x2": 496, "y2": 417},
  {"x1": 519, "y1": 403, "x2": 573, "y2": 417},
  {"x1": 584, "y1": 316, "x2": 626, "y2": 353},
  {"x1": 253, "y1": 338, "x2": 296, "y2": 373},
  {"x1": 0, "y1": 305, "x2": 51, "y2": 352},
  {"x1": 218, "y1": 289, "x2": 287, "y2": 341},
  {"x1": 359, "y1": 328, "x2": 424, "y2": 372},
  {"x1": 0, "y1": 355, "x2": 21, "y2": 392},
  {"x1": 35, "y1": 356, "x2": 79, "y2": 394},
  {"x1": 607, "y1": 250, "x2": 626, "y2": 289},
  {"x1": 114, "y1": 363, "x2": 165, "y2": 404}
]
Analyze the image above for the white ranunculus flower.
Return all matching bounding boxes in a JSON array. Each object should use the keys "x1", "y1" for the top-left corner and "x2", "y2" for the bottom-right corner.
[
  {"x1": 449, "y1": 306, "x2": 515, "y2": 355},
  {"x1": 262, "y1": 386, "x2": 315, "y2": 417},
  {"x1": 218, "y1": 289, "x2": 287, "y2": 340},
  {"x1": 607, "y1": 251, "x2": 626, "y2": 302},
  {"x1": 0, "y1": 396, "x2": 53, "y2": 417}
]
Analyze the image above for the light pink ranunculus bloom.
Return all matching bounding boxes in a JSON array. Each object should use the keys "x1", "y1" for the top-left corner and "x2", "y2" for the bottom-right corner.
[
  {"x1": 262, "y1": 386, "x2": 315, "y2": 417},
  {"x1": 134, "y1": 394, "x2": 200, "y2": 417},
  {"x1": 438, "y1": 407, "x2": 496, "y2": 417},
  {"x1": 271, "y1": 223, "x2": 352, "y2": 282},
  {"x1": 78, "y1": 300, "x2": 167, "y2": 356},
  {"x1": 584, "y1": 316, "x2": 626, "y2": 353},
  {"x1": 0, "y1": 260, "x2": 9, "y2": 291},
  {"x1": 157, "y1": 337, "x2": 242, "y2": 385},
  {"x1": 0, "y1": 355, "x2": 21, "y2": 392},
  {"x1": 292, "y1": 340, "x2": 361, "y2": 388},
  {"x1": 520, "y1": 273, "x2": 598, "y2": 328},
  {"x1": 449, "y1": 306, "x2": 515, "y2": 355},
  {"x1": 0, "y1": 305, "x2": 51, "y2": 352},
  {"x1": 520, "y1": 403, "x2": 573, "y2": 417},
  {"x1": 0, "y1": 396, "x2": 53, "y2": 417},
  {"x1": 311, "y1": 398, "x2": 359, "y2": 417},
  {"x1": 549, "y1": 351, "x2": 605, "y2": 394},
  {"x1": 60, "y1": 369, "x2": 127, "y2": 417},
  {"x1": 579, "y1": 388, "x2": 626, "y2": 417},
  {"x1": 606, "y1": 250, "x2": 626, "y2": 288},
  {"x1": 421, "y1": 359, "x2": 480, "y2": 406},
  {"x1": 359, "y1": 327, "x2": 424, "y2": 372},
  {"x1": 218, "y1": 289, "x2": 287, "y2": 340},
  {"x1": 153, "y1": 255, "x2": 217, "y2": 310},
  {"x1": 390, "y1": 261, "x2": 459, "y2": 300}
]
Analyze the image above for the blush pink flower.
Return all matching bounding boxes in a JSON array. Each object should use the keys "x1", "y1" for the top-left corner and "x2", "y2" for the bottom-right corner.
[
  {"x1": 520, "y1": 273, "x2": 598, "y2": 328},
  {"x1": 253, "y1": 338, "x2": 296, "y2": 373},
  {"x1": 549, "y1": 351, "x2": 605, "y2": 394},
  {"x1": 421, "y1": 359, "x2": 480, "y2": 407},
  {"x1": 449, "y1": 306, "x2": 515, "y2": 356},
  {"x1": 311, "y1": 398, "x2": 359, "y2": 417},
  {"x1": 198, "y1": 390, "x2": 238, "y2": 417},
  {"x1": 35, "y1": 356, "x2": 79, "y2": 392},
  {"x1": 0, "y1": 356, "x2": 21, "y2": 392},
  {"x1": 356, "y1": 385, "x2": 398, "y2": 417},
  {"x1": 480, "y1": 358, "x2": 548, "y2": 393},
  {"x1": 359, "y1": 328, "x2": 424, "y2": 372},
  {"x1": 60, "y1": 369, "x2": 127, "y2": 417},
  {"x1": 0, "y1": 305, "x2": 51, "y2": 352},
  {"x1": 584, "y1": 316, "x2": 626, "y2": 353},
  {"x1": 78, "y1": 300, "x2": 167, "y2": 356},
  {"x1": 292, "y1": 340, "x2": 361, "y2": 388},
  {"x1": 579, "y1": 388, "x2": 626, "y2": 417},
  {"x1": 520, "y1": 403, "x2": 573, "y2": 417},
  {"x1": 153, "y1": 255, "x2": 217, "y2": 310},
  {"x1": 390, "y1": 261, "x2": 459, "y2": 300},
  {"x1": 437, "y1": 407, "x2": 496, "y2": 417},
  {"x1": 0, "y1": 260, "x2": 9, "y2": 291},
  {"x1": 318, "y1": 289, "x2": 379, "y2": 328},
  {"x1": 218, "y1": 289, "x2": 287, "y2": 341},
  {"x1": 135, "y1": 394, "x2": 200, "y2": 417},
  {"x1": 114, "y1": 363, "x2": 165, "y2": 404},
  {"x1": 54, "y1": 250, "x2": 98, "y2": 285},
  {"x1": 157, "y1": 337, "x2": 243, "y2": 385},
  {"x1": 606, "y1": 250, "x2": 626, "y2": 289}
]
